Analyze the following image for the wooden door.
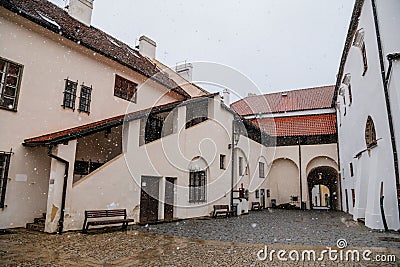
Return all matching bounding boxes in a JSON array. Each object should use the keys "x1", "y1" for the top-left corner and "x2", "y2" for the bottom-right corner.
[
  {"x1": 140, "y1": 176, "x2": 160, "y2": 224},
  {"x1": 164, "y1": 177, "x2": 175, "y2": 221}
]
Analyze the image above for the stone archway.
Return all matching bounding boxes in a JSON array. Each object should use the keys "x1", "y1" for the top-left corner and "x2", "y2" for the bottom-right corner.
[{"x1": 307, "y1": 166, "x2": 339, "y2": 210}]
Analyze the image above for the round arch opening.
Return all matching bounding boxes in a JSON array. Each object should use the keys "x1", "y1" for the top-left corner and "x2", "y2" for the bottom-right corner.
[{"x1": 307, "y1": 166, "x2": 339, "y2": 210}]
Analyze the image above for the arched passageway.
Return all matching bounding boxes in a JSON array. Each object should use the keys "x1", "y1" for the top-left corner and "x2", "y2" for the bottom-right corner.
[{"x1": 307, "y1": 166, "x2": 339, "y2": 210}]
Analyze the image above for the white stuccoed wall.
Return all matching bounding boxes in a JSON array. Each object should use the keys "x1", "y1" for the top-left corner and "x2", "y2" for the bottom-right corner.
[{"x1": 336, "y1": 0, "x2": 400, "y2": 230}]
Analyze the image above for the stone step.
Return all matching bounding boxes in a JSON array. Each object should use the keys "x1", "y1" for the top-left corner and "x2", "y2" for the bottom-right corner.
[{"x1": 26, "y1": 223, "x2": 44, "y2": 232}]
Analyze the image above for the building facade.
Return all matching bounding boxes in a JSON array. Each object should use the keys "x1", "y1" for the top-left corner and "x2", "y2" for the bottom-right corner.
[
  {"x1": 334, "y1": 0, "x2": 400, "y2": 230},
  {"x1": 0, "y1": 0, "x2": 272, "y2": 232},
  {"x1": 232, "y1": 86, "x2": 339, "y2": 210}
]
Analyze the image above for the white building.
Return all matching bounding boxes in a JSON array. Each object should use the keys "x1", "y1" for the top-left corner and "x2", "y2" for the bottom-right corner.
[
  {"x1": 231, "y1": 86, "x2": 339, "y2": 210},
  {"x1": 334, "y1": 0, "x2": 400, "y2": 230},
  {"x1": 0, "y1": 0, "x2": 273, "y2": 233}
]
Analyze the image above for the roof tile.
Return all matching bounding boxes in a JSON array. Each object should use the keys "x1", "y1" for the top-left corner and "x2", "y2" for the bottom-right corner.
[
  {"x1": 252, "y1": 114, "x2": 337, "y2": 137},
  {"x1": 231, "y1": 86, "x2": 335, "y2": 116}
]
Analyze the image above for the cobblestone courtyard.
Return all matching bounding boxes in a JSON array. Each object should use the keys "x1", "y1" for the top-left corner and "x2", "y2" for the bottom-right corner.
[{"x1": 1, "y1": 210, "x2": 399, "y2": 266}]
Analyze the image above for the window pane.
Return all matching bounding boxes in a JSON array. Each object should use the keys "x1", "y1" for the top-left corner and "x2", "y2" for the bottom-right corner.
[
  {"x1": 4, "y1": 86, "x2": 16, "y2": 97},
  {"x1": 3, "y1": 97, "x2": 15, "y2": 109},
  {"x1": 0, "y1": 60, "x2": 6, "y2": 72},
  {"x1": 8, "y1": 63, "x2": 20, "y2": 76},
  {"x1": 6, "y1": 75, "x2": 17, "y2": 86}
]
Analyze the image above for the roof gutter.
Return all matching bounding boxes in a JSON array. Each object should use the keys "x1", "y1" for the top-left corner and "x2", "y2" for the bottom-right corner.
[
  {"x1": 47, "y1": 146, "x2": 69, "y2": 234},
  {"x1": 371, "y1": 0, "x2": 400, "y2": 222}
]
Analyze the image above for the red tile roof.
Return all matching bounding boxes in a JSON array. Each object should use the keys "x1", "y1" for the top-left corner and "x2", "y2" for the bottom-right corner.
[
  {"x1": 23, "y1": 100, "x2": 182, "y2": 146},
  {"x1": 1, "y1": 0, "x2": 190, "y2": 99},
  {"x1": 231, "y1": 86, "x2": 335, "y2": 116},
  {"x1": 23, "y1": 93, "x2": 219, "y2": 146},
  {"x1": 252, "y1": 114, "x2": 337, "y2": 137}
]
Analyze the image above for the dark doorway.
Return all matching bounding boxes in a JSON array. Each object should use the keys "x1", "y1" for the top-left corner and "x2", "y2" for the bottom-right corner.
[
  {"x1": 140, "y1": 176, "x2": 160, "y2": 224},
  {"x1": 260, "y1": 189, "x2": 265, "y2": 208},
  {"x1": 164, "y1": 177, "x2": 175, "y2": 221},
  {"x1": 307, "y1": 166, "x2": 339, "y2": 210}
]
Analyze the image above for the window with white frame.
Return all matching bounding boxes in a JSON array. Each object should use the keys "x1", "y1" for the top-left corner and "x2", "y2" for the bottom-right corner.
[{"x1": 0, "y1": 57, "x2": 23, "y2": 111}]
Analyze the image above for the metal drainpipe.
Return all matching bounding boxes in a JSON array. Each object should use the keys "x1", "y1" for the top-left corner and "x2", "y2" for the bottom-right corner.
[
  {"x1": 371, "y1": 0, "x2": 400, "y2": 224},
  {"x1": 47, "y1": 146, "x2": 69, "y2": 234}
]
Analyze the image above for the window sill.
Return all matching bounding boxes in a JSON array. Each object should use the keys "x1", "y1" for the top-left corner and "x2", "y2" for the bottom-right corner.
[{"x1": 0, "y1": 106, "x2": 17, "y2": 112}]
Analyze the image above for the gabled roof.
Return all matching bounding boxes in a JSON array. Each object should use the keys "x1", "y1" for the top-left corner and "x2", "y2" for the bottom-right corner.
[
  {"x1": 252, "y1": 114, "x2": 337, "y2": 137},
  {"x1": 231, "y1": 85, "x2": 335, "y2": 116},
  {"x1": 0, "y1": 0, "x2": 190, "y2": 99}
]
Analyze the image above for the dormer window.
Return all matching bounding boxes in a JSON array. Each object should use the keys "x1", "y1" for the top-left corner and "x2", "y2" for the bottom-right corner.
[{"x1": 353, "y1": 29, "x2": 368, "y2": 76}]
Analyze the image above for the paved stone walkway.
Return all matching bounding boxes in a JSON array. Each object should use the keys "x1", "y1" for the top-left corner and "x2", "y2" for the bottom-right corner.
[
  {"x1": 0, "y1": 210, "x2": 399, "y2": 266},
  {"x1": 139, "y1": 210, "x2": 400, "y2": 249}
]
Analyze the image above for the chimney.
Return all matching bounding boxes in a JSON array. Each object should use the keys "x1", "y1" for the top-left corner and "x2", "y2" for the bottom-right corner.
[
  {"x1": 175, "y1": 61, "x2": 193, "y2": 82},
  {"x1": 222, "y1": 89, "x2": 230, "y2": 105},
  {"x1": 68, "y1": 0, "x2": 94, "y2": 26},
  {"x1": 139, "y1": 35, "x2": 156, "y2": 59}
]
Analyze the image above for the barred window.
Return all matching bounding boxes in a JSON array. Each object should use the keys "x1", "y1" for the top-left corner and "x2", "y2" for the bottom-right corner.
[
  {"x1": 189, "y1": 171, "x2": 206, "y2": 203},
  {"x1": 78, "y1": 84, "x2": 92, "y2": 114},
  {"x1": 62, "y1": 79, "x2": 77, "y2": 110},
  {"x1": 114, "y1": 74, "x2": 137, "y2": 102},
  {"x1": 0, "y1": 58, "x2": 23, "y2": 111},
  {"x1": 0, "y1": 152, "x2": 11, "y2": 209}
]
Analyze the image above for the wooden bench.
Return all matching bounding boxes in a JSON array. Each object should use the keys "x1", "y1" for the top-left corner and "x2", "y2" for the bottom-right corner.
[
  {"x1": 82, "y1": 209, "x2": 135, "y2": 233},
  {"x1": 251, "y1": 202, "x2": 261, "y2": 211},
  {"x1": 212, "y1": 205, "x2": 234, "y2": 218}
]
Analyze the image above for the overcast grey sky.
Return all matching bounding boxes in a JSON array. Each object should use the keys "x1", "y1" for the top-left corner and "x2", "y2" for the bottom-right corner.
[{"x1": 50, "y1": 0, "x2": 355, "y2": 95}]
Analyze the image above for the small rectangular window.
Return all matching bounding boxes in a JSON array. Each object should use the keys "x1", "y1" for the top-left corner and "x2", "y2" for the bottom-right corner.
[
  {"x1": 238, "y1": 157, "x2": 243, "y2": 176},
  {"x1": 255, "y1": 190, "x2": 259, "y2": 198},
  {"x1": 259, "y1": 162, "x2": 265, "y2": 178},
  {"x1": 266, "y1": 189, "x2": 270, "y2": 198},
  {"x1": 350, "y1": 163, "x2": 354, "y2": 177},
  {"x1": 78, "y1": 84, "x2": 92, "y2": 114},
  {"x1": 220, "y1": 154, "x2": 226, "y2": 170},
  {"x1": 62, "y1": 79, "x2": 77, "y2": 110},
  {"x1": 114, "y1": 74, "x2": 137, "y2": 102},
  {"x1": 0, "y1": 57, "x2": 23, "y2": 111},
  {"x1": 0, "y1": 152, "x2": 11, "y2": 209}
]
